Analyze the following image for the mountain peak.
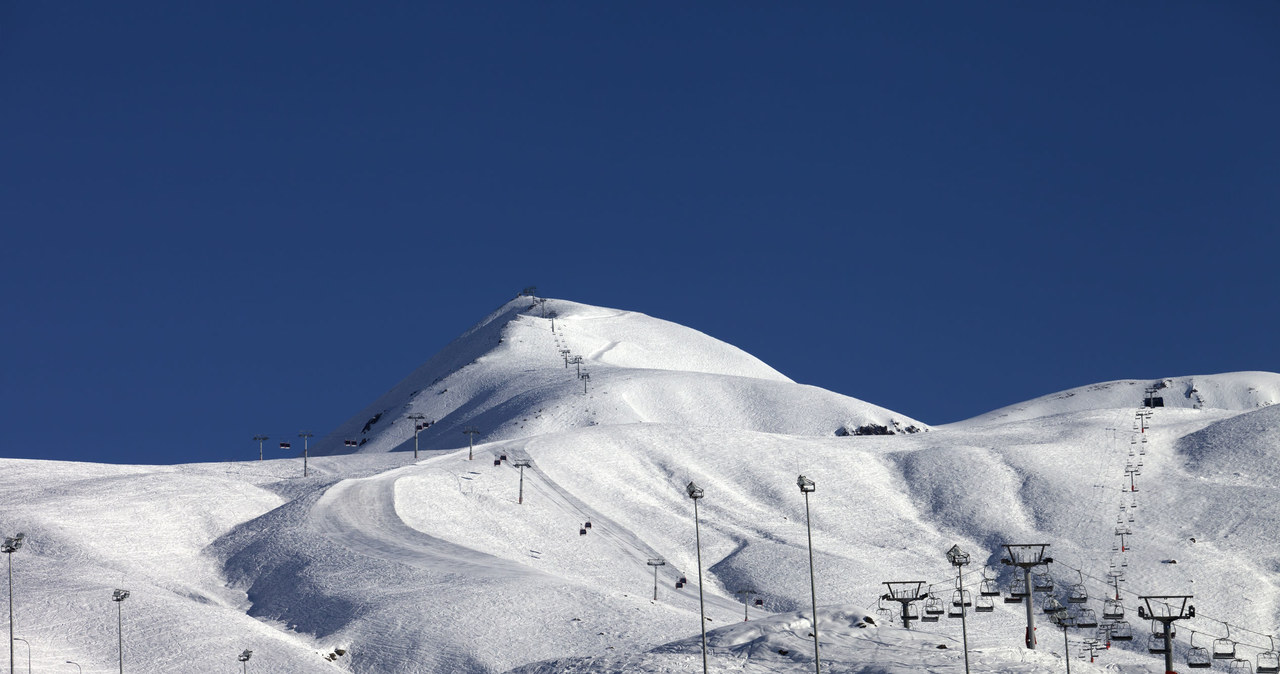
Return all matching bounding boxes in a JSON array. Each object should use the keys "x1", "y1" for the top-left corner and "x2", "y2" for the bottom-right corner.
[{"x1": 312, "y1": 296, "x2": 924, "y2": 455}]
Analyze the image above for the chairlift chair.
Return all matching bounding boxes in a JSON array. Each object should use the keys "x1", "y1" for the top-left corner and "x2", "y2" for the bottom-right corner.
[
  {"x1": 1150, "y1": 620, "x2": 1175, "y2": 640},
  {"x1": 952, "y1": 589, "x2": 972, "y2": 607},
  {"x1": 1187, "y1": 631, "x2": 1212, "y2": 669},
  {"x1": 1149, "y1": 634, "x2": 1168, "y2": 654},
  {"x1": 1216, "y1": 626, "x2": 1239, "y2": 660},
  {"x1": 904, "y1": 602, "x2": 920, "y2": 621},
  {"x1": 1257, "y1": 636, "x2": 1280, "y2": 674},
  {"x1": 876, "y1": 597, "x2": 894, "y2": 623},
  {"x1": 1067, "y1": 575, "x2": 1089, "y2": 604},
  {"x1": 924, "y1": 594, "x2": 945, "y2": 616},
  {"x1": 1006, "y1": 575, "x2": 1029, "y2": 602},
  {"x1": 975, "y1": 594, "x2": 994, "y2": 613},
  {"x1": 1033, "y1": 570, "x2": 1054, "y2": 592},
  {"x1": 1230, "y1": 659, "x2": 1256, "y2": 674},
  {"x1": 1076, "y1": 608, "x2": 1099, "y2": 628},
  {"x1": 754, "y1": 598, "x2": 764, "y2": 607},
  {"x1": 1102, "y1": 599, "x2": 1125, "y2": 620},
  {"x1": 1043, "y1": 596, "x2": 1064, "y2": 614},
  {"x1": 1110, "y1": 620, "x2": 1134, "y2": 641},
  {"x1": 947, "y1": 602, "x2": 964, "y2": 619},
  {"x1": 980, "y1": 577, "x2": 1000, "y2": 597}
]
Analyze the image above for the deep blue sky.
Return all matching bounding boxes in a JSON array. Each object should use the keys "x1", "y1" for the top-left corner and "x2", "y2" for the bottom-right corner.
[{"x1": 3, "y1": 2, "x2": 1277, "y2": 464}]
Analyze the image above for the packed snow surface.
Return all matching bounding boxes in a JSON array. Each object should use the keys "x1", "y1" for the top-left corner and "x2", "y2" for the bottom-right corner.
[{"x1": 2, "y1": 297, "x2": 1277, "y2": 673}]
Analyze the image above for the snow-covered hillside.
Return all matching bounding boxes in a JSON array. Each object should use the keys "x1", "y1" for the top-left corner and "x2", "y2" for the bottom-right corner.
[
  {"x1": 2, "y1": 296, "x2": 1278, "y2": 673},
  {"x1": 310, "y1": 297, "x2": 926, "y2": 458}
]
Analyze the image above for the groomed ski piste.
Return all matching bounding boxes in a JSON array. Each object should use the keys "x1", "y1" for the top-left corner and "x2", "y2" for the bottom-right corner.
[{"x1": 2, "y1": 296, "x2": 1279, "y2": 673}]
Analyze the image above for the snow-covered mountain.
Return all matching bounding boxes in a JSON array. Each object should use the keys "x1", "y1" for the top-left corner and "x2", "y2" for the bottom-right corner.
[
  {"x1": 311, "y1": 297, "x2": 926, "y2": 457},
  {"x1": 2, "y1": 296, "x2": 1278, "y2": 673}
]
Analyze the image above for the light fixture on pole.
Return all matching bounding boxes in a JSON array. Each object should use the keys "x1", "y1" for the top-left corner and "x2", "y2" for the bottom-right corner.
[
  {"x1": 647, "y1": 559, "x2": 666, "y2": 601},
  {"x1": 237, "y1": 649, "x2": 252, "y2": 673},
  {"x1": 10, "y1": 637, "x2": 27, "y2": 674},
  {"x1": 686, "y1": 481, "x2": 708, "y2": 674},
  {"x1": 1050, "y1": 608, "x2": 1076, "y2": 674},
  {"x1": 946, "y1": 544, "x2": 973, "y2": 674},
  {"x1": 407, "y1": 414, "x2": 426, "y2": 459},
  {"x1": 253, "y1": 435, "x2": 268, "y2": 461},
  {"x1": 3, "y1": 532, "x2": 25, "y2": 674},
  {"x1": 298, "y1": 431, "x2": 314, "y2": 477},
  {"x1": 463, "y1": 427, "x2": 480, "y2": 460},
  {"x1": 512, "y1": 459, "x2": 532, "y2": 504},
  {"x1": 797, "y1": 475, "x2": 821, "y2": 674},
  {"x1": 112, "y1": 589, "x2": 129, "y2": 673}
]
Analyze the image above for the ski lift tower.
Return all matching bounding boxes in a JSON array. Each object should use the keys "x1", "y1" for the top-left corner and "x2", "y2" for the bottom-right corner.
[
  {"x1": 512, "y1": 459, "x2": 532, "y2": 504},
  {"x1": 406, "y1": 414, "x2": 427, "y2": 459},
  {"x1": 1136, "y1": 595, "x2": 1195, "y2": 674},
  {"x1": 463, "y1": 427, "x2": 480, "y2": 461},
  {"x1": 647, "y1": 559, "x2": 666, "y2": 601},
  {"x1": 881, "y1": 581, "x2": 928, "y2": 630},
  {"x1": 1000, "y1": 543, "x2": 1052, "y2": 649}
]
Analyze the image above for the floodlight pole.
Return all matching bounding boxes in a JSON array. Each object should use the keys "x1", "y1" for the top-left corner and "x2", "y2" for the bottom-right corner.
[
  {"x1": 1051, "y1": 610, "x2": 1074, "y2": 674},
  {"x1": 299, "y1": 431, "x2": 314, "y2": 477},
  {"x1": 513, "y1": 460, "x2": 531, "y2": 504},
  {"x1": 10, "y1": 638, "x2": 26, "y2": 674},
  {"x1": 253, "y1": 435, "x2": 268, "y2": 461},
  {"x1": 407, "y1": 414, "x2": 426, "y2": 459},
  {"x1": 798, "y1": 475, "x2": 820, "y2": 674},
  {"x1": 463, "y1": 427, "x2": 479, "y2": 460},
  {"x1": 112, "y1": 589, "x2": 129, "y2": 673},
  {"x1": 237, "y1": 649, "x2": 252, "y2": 674},
  {"x1": 686, "y1": 481, "x2": 708, "y2": 674},
  {"x1": 947, "y1": 545, "x2": 972, "y2": 674},
  {"x1": 3, "y1": 533, "x2": 25, "y2": 674},
  {"x1": 647, "y1": 559, "x2": 666, "y2": 601}
]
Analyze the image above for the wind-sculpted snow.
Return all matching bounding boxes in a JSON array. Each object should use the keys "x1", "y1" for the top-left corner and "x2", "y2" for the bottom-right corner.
[{"x1": 311, "y1": 297, "x2": 924, "y2": 457}]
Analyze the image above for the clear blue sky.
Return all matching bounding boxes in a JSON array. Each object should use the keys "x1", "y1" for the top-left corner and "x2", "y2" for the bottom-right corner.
[{"x1": 3, "y1": 2, "x2": 1277, "y2": 464}]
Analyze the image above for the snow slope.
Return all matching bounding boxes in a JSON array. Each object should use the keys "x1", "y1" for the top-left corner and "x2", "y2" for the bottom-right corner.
[
  {"x1": 952, "y1": 372, "x2": 1280, "y2": 427},
  {"x1": 309, "y1": 298, "x2": 925, "y2": 457},
  {"x1": 2, "y1": 297, "x2": 1279, "y2": 673}
]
